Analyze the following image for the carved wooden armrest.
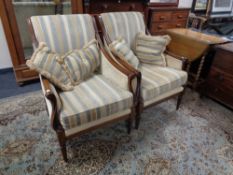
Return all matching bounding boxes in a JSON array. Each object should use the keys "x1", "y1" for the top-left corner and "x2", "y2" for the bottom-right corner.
[
  {"x1": 101, "y1": 48, "x2": 141, "y2": 106},
  {"x1": 40, "y1": 75, "x2": 63, "y2": 131}
]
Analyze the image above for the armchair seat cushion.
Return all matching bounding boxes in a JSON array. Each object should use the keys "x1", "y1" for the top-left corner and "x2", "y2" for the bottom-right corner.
[
  {"x1": 139, "y1": 63, "x2": 187, "y2": 102},
  {"x1": 58, "y1": 75, "x2": 133, "y2": 130}
]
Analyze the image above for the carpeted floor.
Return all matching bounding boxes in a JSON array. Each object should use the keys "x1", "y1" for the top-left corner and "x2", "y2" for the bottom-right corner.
[
  {"x1": 0, "y1": 69, "x2": 41, "y2": 99},
  {"x1": 0, "y1": 89, "x2": 232, "y2": 175}
]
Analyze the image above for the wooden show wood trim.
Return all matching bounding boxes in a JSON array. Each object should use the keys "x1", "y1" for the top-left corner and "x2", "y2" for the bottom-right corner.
[
  {"x1": 0, "y1": 0, "x2": 20, "y2": 67},
  {"x1": 71, "y1": 0, "x2": 84, "y2": 13},
  {"x1": 3, "y1": 0, "x2": 25, "y2": 64}
]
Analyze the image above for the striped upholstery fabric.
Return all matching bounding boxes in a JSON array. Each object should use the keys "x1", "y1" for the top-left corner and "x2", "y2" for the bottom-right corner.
[
  {"x1": 61, "y1": 40, "x2": 100, "y2": 85},
  {"x1": 26, "y1": 42, "x2": 73, "y2": 91},
  {"x1": 101, "y1": 12, "x2": 145, "y2": 49},
  {"x1": 59, "y1": 75, "x2": 133, "y2": 129},
  {"x1": 109, "y1": 38, "x2": 139, "y2": 68},
  {"x1": 135, "y1": 33, "x2": 171, "y2": 66},
  {"x1": 30, "y1": 14, "x2": 95, "y2": 54},
  {"x1": 139, "y1": 63, "x2": 187, "y2": 102}
]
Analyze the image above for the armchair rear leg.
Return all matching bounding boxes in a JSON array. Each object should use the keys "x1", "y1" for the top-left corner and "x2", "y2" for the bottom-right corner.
[
  {"x1": 135, "y1": 114, "x2": 141, "y2": 130},
  {"x1": 176, "y1": 90, "x2": 185, "y2": 110},
  {"x1": 57, "y1": 130, "x2": 68, "y2": 162},
  {"x1": 135, "y1": 101, "x2": 143, "y2": 129},
  {"x1": 126, "y1": 117, "x2": 132, "y2": 134}
]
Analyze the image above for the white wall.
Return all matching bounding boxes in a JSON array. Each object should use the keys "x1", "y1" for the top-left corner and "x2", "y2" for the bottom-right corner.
[
  {"x1": 179, "y1": 0, "x2": 193, "y2": 8},
  {"x1": 0, "y1": 18, "x2": 12, "y2": 69}
]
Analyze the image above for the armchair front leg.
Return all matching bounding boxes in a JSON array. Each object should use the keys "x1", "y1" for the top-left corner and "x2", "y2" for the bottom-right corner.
[{"x1": 40, "y1": 76, "x2": 68, "y2": 162}]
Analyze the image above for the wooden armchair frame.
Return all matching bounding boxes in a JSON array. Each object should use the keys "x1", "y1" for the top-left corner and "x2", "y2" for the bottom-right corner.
[
  {"x1": 27, "y1": 15, "x2": 140, "y2": 162},
  {"x1": 98, "y1": 13, "x2": 189, "y2": 129}
]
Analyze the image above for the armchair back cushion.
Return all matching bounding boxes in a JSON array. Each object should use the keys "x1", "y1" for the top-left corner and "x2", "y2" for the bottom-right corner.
[
  {"x1": 101, "y1": 12, "x2": 145, "y2": 49},
  {"x1": 30, "y1": 14, "x2": 95, "y2": 54}
]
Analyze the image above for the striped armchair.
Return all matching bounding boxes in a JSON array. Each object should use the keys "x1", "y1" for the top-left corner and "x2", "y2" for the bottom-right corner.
[
  {"x1": 99, "y1": 12, "x2": 188, "y2": 128},
  {"x1": 27, "y1": 14, "x2": 139, "y2": 161}
]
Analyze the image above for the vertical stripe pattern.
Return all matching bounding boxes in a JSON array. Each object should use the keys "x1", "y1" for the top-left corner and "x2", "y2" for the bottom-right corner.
[
  {"x1": 109, "y1": 38, "x2": 139, "y2": 69},
  {"x1": 139, "y1": 63, "x2": 187, "y2": 102},
  {"x1": 135, "y1": 33, "x2": 171, "y2": 67},
  {"x1": 30, "y1": 14, "x2": 95, "y2": 54},
  {"x1": 59, "y1": 75, "x2": 133, "y2": 129},
  {"x1": 101, "y1": 12, "x2": 145, "y2": 49},
  {"x1": 26, "y1": 43, "x2": 73, "y2": 91},
  {"x1": 62, "y1": 40, "x2": 100, "y2": 85}
]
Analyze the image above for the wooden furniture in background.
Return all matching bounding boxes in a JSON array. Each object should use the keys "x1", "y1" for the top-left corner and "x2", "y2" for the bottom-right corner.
[
  {"x1": 77, "y1": 0, "x2": 184, "y2": 35},
  {"x1": 204, "y1": 43, "x2": 233, "y2": 109},
  {"x1": 148, "y1": 7, "x2": 190, "y2": 35},
  {"x1": 165, "y1": 28, "x2": 229, "y2": 89},
  {"x1": 0, "y1": 0, "x2": 80, "y2": 85},
  {"x1": 78, "y1": 0, "x2": 180, "y2": 14},
  {"x1": 82, "y1": 0, "x2": 147, "y2": 14}
]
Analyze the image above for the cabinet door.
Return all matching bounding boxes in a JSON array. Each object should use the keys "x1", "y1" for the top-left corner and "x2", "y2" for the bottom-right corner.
[
  {"x1": 13, "y1": 0, "x2": 72, "y2": 60},
  {"x1": 1, "y1": 0, "x2": 73, "y2": 84}
]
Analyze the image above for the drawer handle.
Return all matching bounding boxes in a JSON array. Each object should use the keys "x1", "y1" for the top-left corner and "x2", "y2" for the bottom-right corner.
[
  {"x1": 102, "y1": 4, "x2": 108, "y2": 10},
  {"x1": 157, "y1": 25, "x2": 163, "y2": 29},
  {"x1": 214, "y1": 88, "x2": 219, "y2": 93},
  {"x1": 178, "y1": 15, "x2": 183, "y2": 19},
  {"x1": 216, "y1": 75, "x2": 224, "y2": 81},
  {"x1": 130, "y1": 4, "x2": 135, "y2": 10},
  {"x1": 159, "y1": 16, "x2": 166, "y2": 20}
]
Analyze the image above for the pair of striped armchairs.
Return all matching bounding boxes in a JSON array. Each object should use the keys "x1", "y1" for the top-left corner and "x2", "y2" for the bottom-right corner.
[{"x1": 28, "y1": 12, "x2": 187, "y2": 162}]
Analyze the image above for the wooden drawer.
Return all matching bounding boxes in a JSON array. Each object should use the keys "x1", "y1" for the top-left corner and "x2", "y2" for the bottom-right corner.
[
  {"x1": 206, "y1": 83, "x2": 233, "y2": 108},
  {"x1": 150, "y1": 21, "x2": 187, "y2": 33},
  {"x1": 151, "y1": 12, "x2": 172, "y2": 22},
  {"x1": 89, "y1": 2, "x2": 144, "y2": 13},
  {"x1": 150, "y1": 22, "x2": 173, "y2": 33},
  {"x1": 212, "y1": 49, "x2": 233, "y2": 75},
  {"x1": 207, "y1": 67, "x2": 233, "y2": 91},
  {"x1": 171, "y1": 21, "x2": 187, "y2": 28},
  {"x1": 172, "y1": 11, "x2": 189, "y2": 21}
]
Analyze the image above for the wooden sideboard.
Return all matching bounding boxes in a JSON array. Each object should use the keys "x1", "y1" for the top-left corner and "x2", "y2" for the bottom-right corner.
[
  {"x1": 204, "y1": 42, "x2": 233, "y2": 109},
  {"x1": 148, "y1": 7, "x2": 190, "y2": 35},
  {"x1": 83, "y1": 0, "x2": 147, "y2": 14}
]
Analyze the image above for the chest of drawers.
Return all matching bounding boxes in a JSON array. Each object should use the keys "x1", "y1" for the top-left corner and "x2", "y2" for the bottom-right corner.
[
  {"x1": 148, "y1": 7, "x2": 190, "y2": 35},
  {"x1": 83, "y1": 0, "x2": 146, "y2": 14},
  {"x1": 204, "y1": 43, "x2": 233, "y2": 109}
]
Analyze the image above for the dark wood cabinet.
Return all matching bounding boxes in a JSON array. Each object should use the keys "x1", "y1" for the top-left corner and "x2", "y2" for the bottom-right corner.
[
  {"x1": 204, "y1": 43, "x2": 233, "y2": 109},
  {"x1": 83, "y1": 0, "x2": 147, "y2": 14},
  {"x1": 148, "y1": 7, "x2": 190, "y2": 35}
]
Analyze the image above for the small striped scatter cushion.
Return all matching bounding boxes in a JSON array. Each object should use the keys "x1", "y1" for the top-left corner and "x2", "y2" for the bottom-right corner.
[
  {"x1": 60, "y1": 40, "x2": 100, "y2": 85},
  {"x1": 27, "y1": 40, "x2": 100, "y2": 91},
  {"x1": 26, "y1": 42, "x2": 74, "y2": 91},
  {"x1": 135, "y1": 32, "x2": 171, "y2": 67},
  {"x1": 109, "y1": 38, "x2": 139, "y2": 69}
]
